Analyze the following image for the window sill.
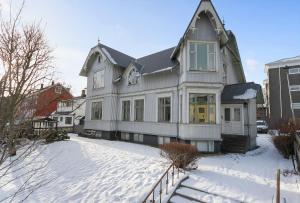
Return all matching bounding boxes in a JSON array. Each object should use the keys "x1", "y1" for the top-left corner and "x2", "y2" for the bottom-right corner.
[{"x1": 188, "y1": 70, "x2": 217, "y2": 73}]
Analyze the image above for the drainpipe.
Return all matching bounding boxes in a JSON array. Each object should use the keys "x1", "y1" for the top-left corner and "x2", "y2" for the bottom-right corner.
[
  {"x1": 247, "y1": 100, "x2": 251, "y2": 150},
  {"x1": 176, "y1": 66, "x2": 180, "y2": 141}
]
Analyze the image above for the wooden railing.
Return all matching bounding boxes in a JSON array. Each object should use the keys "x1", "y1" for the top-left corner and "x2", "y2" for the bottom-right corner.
[{"x1": 142, "y1": 162, "x2": 182, "y2": 203}]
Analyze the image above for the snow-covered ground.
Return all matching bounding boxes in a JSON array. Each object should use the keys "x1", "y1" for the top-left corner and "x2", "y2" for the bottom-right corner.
[
  {"x1": 183, "y1": 134, "x2": 300, "y2": 203},
  {"x1": 0, "y1": 134, "x2": 168, "y2": 203},
  {"x1": 0, "y1": 134, "x2": 299, "y2": 203}
]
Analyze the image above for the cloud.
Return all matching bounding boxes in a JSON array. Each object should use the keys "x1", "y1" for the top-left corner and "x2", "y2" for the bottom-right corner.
[{"x1": 245, "y1": 58, "x2": 260, "y2": 71}]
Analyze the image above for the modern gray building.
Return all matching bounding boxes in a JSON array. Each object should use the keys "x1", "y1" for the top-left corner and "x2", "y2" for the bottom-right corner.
[
  {"x1": 79, "y1": 0, "x2": 263, "y2": 153},
  {"x1": 265, "y1": 55, "x2": 300, "y2": 127}
]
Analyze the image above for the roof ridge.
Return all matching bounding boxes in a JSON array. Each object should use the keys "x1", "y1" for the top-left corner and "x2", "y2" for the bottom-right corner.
[{"x1": 99, "y1": 43, "x2": 135, "y2": 60}]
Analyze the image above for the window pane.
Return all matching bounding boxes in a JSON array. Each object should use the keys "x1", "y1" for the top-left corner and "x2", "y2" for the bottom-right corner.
[
  {"x1": 134, "y1": 99, "x2": 144, "y2": 121},
  {"x1": 189, "y1": 94, "x2": 216, "y2": 124},
  {"x1": 225, "y1": 108, "x2": 231, "y2": 121},
  {"x1": 93, "y1": 70, "x2": 105, "y2": 88},
  {"x1": 197, "y1": 44, "x2": 207, "y2": 70},
  {"x1": 158, "y1": 97, "x2": 171, "y2": 122},
  {"x1": 234, "y1": 108, "x2": 241, "y2": 121},
  {"x1": 91, "y1": 101, "x2": 102, "y2": 120},
  {"x1": 189, "y1": 43, "x2": 196, "y2": 70},
  {"x1": 122, "y1": 100, "x2": 130, "y2": 121}
]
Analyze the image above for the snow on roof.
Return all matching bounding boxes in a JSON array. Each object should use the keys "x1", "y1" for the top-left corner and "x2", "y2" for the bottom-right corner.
[
  {"x1": 142, "y1": 66, "x2": 174, "y2": 76},
  {"x1": 233, "y1": 88, "x2": 257, "y2": 100}
]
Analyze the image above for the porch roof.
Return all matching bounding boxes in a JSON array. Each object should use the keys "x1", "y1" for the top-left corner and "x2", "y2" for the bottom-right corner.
[{"x1": 221, "y1": 82, "x2": 264, "y2": 104}]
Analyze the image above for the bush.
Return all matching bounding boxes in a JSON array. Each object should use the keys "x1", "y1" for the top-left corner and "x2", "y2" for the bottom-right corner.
[
  {"x1": 45, "y1": 130, "x2": 70, "y2": 143},
  {"x1": 273, "y1": 135, "x2": 293, "y2": 159},
  {"x1": 160, "y1": 142, "x2": 199, "y2": 169}
]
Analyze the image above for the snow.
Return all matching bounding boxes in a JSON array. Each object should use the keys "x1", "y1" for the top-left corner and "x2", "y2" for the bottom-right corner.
[
  {"x1": 1, "y1": 134, "x2": 299, "y2": 203},
  {"x1": 0, "y1": 134, "x2": 168, "y2": 203},
  {"x1": 181, "y1": 134, "x2": 300, "y2": 203},
  {"x1": 233, "y1": 88, "x2": 257, "y2": 100}
]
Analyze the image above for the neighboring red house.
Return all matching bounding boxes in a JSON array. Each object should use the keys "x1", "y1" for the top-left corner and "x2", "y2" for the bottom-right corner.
[{"x1": 34, "y1": 83, "x2": 73, "y2": 117}]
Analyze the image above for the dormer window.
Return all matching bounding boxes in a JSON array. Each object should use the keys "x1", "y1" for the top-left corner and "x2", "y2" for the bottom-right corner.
[
  {"x1": 128, "y1": 68, "x2": 140, "y2": 86},
  {"x1": 55, "y1": 86, "x2": 62, "y2": 94},
  {"x1": 189, "y1": 42, "x2": 216, "y2": 71}
]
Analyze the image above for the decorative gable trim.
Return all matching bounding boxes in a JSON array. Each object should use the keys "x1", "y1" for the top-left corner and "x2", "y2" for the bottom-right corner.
[{"x1": 171, "y1": 0, "x2": 228, "y2": 59}]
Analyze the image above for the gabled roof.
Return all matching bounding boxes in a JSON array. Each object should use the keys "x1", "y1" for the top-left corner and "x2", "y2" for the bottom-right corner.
[
  {"x1": 99, "y1": 43, "x2": 135, "y2": 68},
  {"x1": 171, "y1": 0, "x2": 229, "y2": 59},
  {"x1": 136, "y1": 47, "x2": 178, "y2": 74},
  {"x1": 80, "y1": 43, "x2": 134, "y2": 76},
  {"x1": 221, "y1": 82, "x2": 264, "y2": 104}
]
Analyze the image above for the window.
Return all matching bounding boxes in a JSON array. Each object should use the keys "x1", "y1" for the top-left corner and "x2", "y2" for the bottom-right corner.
[
  {"x1": 292, "y1": 103, "x2": 300, "y2": 109},
  {"x1": 93, "y1": 70, "x2": 105, "y2": 89},
  {"x1": 290, "y1": 85, "x2": 300, "y2": 91},
  {"x1": 225, "y1": 108, "x2": 231, "y2": 121},
  {"x1": 55, "y1": 86, "x2": 62, "y2": 94},
  {"x1": 134, "y1": 99, "x2": 144, "y2": 121},
  {"x1": 122, "y1": 100, "x2": 130, "y2": 121},
  {"x1": 234, "y1": 108, "x2": 241, "y2": 121},
  {"x1": 289, "y1": 68, "x2": 300, "y2": 74},
  {"x1": 189, "y1": 42, "x2": 216, "y2": 71},
  {"x1": 60, "y1": 117, "x2": 63, "y2": 122},
  {"x1": 158, "y1": 97, "x2": 171, "y2": 122},
  {"x1": 189, "y1": 94, "x2": 216, "y2": 124},
  {"x1": 91, "y1": 101, "x2": 102, "y2": 120},
  {"x1": 98, "y1": 55, "x2": 101, "y2": 63},
  {"x1": 121, "y1": 132, "x2": 130, "y2": 140},
  {"x1": 134, "y1": 134, "x2": 143, "y2": 142},
  {"x1": 191, "y1": 141, "x2": 214, "y2": 152},
  {"x1": 65, "y1": 117, "x2": 72, "y2": 124},
  {"x1": 158, "y1": 137, "x2": 170, "y2": 145}
]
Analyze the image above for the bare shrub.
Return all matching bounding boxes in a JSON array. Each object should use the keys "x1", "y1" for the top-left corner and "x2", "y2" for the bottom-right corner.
[
  {"x1": 273, "y1": 135, "x2": 293, "y2": 159},
  {"x1": 160, "y1": 142, "x2": 199, "y2": 169}
]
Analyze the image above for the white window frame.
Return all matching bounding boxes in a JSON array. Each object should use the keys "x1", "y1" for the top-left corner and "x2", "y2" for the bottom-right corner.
[
  {"x1": 289, "y1": 85, "x2": 300, "y2": 92},
  {"x1": 121, "y1": 132, "x2": 130, "y2": 140},
  {"x1": 158, "y1": 137, "x2": 171, "y2": 145},
  {"x1": 133, "y1": 97, "x2": 145, "y2": 122},
  {"x1": 121, "y1": 100, "x2": 131, "y2": 121},
  {"x1": 90, "y1": 99, "x2": 103, "y2": 120},
  {"x1": 187, "y1": 40, "x2": 217, "y2": 72},
  {"x1": 55, "y1": 86, "x2": 62, "y2": 94},
  {"x1": 289, "y1": 68, "x2": 300, "y2": 75},
  {"x1": 191, "y1": 141, "x2": 214, "y2": 152},
  {"x1": 292, "y1": 103, "x2": 300, "y2": 109},
  {"x1": 233, "y1": 108, "x2": 241, "y2": 121},
  {"x1": 133, "y1": 134, "x2": 143, "y2": 142},
  {"x1": 93, "y1": 69, "x2": 105, "y2": 89},
  {"x1": 156, "y1": 93, "x2": 172, "y2": 123},
  {"x1": 65, "y1": 117, "x2": 73, "y2": 125}
]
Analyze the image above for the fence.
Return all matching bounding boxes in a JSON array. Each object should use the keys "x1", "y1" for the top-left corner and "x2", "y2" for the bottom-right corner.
[{"x1": 294, "y1": 134, "x2": 300, "y2": 172}]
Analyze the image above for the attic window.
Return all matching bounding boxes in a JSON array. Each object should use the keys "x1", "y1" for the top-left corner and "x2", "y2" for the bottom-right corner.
[
  {"x1": 128, "y1": 68, "x2": 140, "y2": 86},
  {"x1": 55, "y1": 86, "x2": 62, "y2": 94}
]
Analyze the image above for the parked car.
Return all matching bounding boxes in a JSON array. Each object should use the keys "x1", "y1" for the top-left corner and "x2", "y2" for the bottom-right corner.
[{"x1": 257, "y1": 120, "x2": 268, "y2": 133}]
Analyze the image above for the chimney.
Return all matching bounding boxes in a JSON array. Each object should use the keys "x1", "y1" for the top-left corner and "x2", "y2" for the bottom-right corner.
[
  {"x1": 52, "y1": 81, "x2": 55, "y2": 86},
  {"x1": 40, "y1": 84, "x2": 44, "y2": 89},
  {"x1": 81, "y1": 89, "x2": 86, "y2": 97}
]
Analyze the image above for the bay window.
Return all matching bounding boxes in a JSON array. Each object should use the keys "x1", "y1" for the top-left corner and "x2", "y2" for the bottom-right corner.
[
  {"x1": 158, "y1": 97, "x2": 171, "y2": 122},
  {"x1": 93, "y1": 70, "x2": 104, "y2": 89},
  {"x1": 189, "y1": 42, "x2": 216, "y2": 71},
  {"x1": 91, "y1": 101, "x2": 102, "y2": 120},
  {"x1": 189, "y1": 94, "x2": 216, "y2": 124}
]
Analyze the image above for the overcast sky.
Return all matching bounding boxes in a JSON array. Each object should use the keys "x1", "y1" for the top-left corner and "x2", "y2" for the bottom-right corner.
[{"x1": 1, "y1": 0, "x2": 300, "y2": 95}]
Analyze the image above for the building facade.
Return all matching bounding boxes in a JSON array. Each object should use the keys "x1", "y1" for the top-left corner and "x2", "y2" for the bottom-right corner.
[
  {"x1": 265, "y1": 56, "x2": 300, "y2": 127},
  {"x1": 80, "y1": 0, "x2": 263, "y2": 152},
  {"x1": 51, "y1": 90, "x2": 86, "y2": 132}
]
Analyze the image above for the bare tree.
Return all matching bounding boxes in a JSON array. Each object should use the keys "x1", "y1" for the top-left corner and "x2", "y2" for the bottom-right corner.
[{"x1": 0, "y1": 1, "x2": 56, "y2": 201}]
